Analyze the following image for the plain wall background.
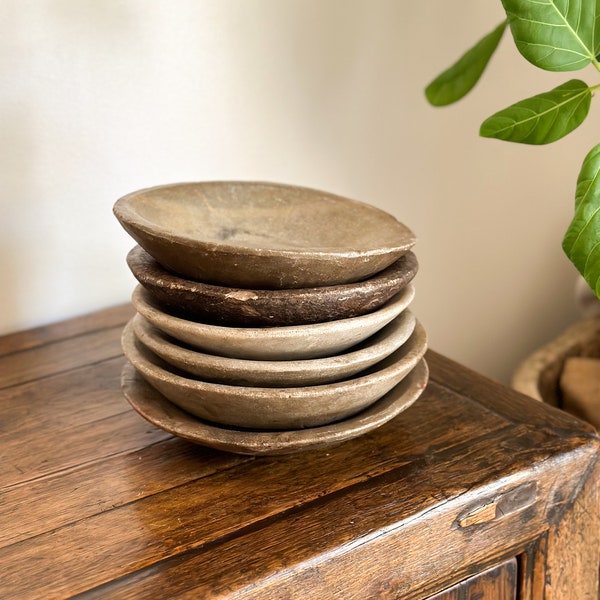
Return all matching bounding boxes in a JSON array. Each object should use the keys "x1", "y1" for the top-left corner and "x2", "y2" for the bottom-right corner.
[{"x1": 2, "y1": 0, "x2": 597, "y2": 383}]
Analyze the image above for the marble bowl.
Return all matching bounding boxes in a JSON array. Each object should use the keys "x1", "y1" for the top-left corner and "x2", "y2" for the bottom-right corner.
[
  {"x1": 113, "y1": 181, "x2": 416, "y2": 288},
  {"x1": 131, "y1": 310, "x2": 417, "y2": 386},
  {"x1": 131, "y1": 283, "x2": 415, "y2": 360},
  {"x1": 121, "y1": 359, "x2": 429, "y2": 455},
  {"x1": 126, "y1": 245, "x2": 418, "y2": 326},
  {"x1": 121, "y1": 319, "x2": 428, "y2": 430}
]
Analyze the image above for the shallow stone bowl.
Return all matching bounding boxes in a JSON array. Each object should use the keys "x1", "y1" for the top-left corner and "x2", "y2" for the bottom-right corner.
[
  {"x1": 131, "y1": 310, "x2": 417, "y2": 386},
  {"x1": 126, "y1": 245, "x2": 418, "y2": 326},
  {"x1": 131, "y1": 283, "x2": 415, "y2": 360},
  {"x1": 113, "y1": 181, "x2": 416, "y2": 288},
  {"x1": 120, "y1": 359, "x2": 429, "y2": 455},
  {"x1": 121, "y1": 319, "x2": 427, "y2": 430}
]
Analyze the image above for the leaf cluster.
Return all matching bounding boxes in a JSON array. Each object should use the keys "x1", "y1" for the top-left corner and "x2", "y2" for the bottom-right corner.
[{"x1": 425, "y1": 0, "x2": 600, "y2": 298}]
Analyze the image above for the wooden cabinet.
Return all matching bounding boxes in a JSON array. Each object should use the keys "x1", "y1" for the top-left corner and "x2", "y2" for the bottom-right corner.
[{"x1": 0, "y1": 305, "x2": 598, "y2": 599}]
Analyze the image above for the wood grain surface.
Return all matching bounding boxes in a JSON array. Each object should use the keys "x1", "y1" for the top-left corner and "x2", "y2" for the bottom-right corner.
[
  {"x1": 427, "y1": 558, "x2": 517, "y2": 600},
  {"x1": 0, "y1": 304, "x2": 598, "y2": 599}
]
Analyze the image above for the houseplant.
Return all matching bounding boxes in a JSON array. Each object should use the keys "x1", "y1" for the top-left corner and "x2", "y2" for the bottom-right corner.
[
  {"x1": 425, "y1": 0, "x2": 600, "y2": 300},
  {"x1": 426, "y1": 0, "x2": 600, "y2": 424}
]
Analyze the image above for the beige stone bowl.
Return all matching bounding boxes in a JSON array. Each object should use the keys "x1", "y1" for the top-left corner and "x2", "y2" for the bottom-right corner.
[
  {"x1": 131, "y1": 310, "x2": 417, "y2": 386},
  {"x1": 131, "y1": 284, "x2": 415, "y2": 360},
  {"x1": 126, "y1": 245, "x2": 419, "y2": 326},
  {"x1": 113, "y1": 181, "x2": 416, "y2": 288},
  {"x1": 121, "y1": 319, "x2": 428, "y2": 430},
  {"x1": 121, "y1": 359, "x2": 429, "y2": 455}
]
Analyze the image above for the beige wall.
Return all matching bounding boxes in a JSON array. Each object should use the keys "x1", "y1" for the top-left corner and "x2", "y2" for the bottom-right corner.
[{"x1": 2, "y1": 0, "x2": 596, "y2": 382}]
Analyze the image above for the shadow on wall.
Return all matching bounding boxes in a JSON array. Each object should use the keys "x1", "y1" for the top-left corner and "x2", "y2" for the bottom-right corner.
[{"x1": 0, "y1": 99, "x2": 37, "y2": 334}]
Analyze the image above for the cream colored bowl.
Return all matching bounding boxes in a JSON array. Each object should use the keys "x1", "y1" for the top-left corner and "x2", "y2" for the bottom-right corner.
[
  {"x1": 131, "y1": 283, "x2": 415, "y2": 360},
  {"x1": 121, "y1": 319, "x2": 428, "y2": 430},
  {"x1": 113, "y1": 181, "x2": 416, "y2": 288},
  {"x1": 121, "y1": 359, "x2": 429, "y2": 455},
  {"x1": 131, "y1": 310, "x2": 417, "y2": 386}
]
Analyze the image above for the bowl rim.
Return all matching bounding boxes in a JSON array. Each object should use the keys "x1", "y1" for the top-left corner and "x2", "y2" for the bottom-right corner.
[
  {"x1": 121, "y1": 317, "x2": 428, "y2": 400},
  {"x1": 113, "y1": 181, "x2": 416, "y2": 260},
  {"x1": 131, "y1": 310, "x2": 417, "y2": 380},
  {"x1": 126, "y1": 244, "x2": 419, "y2": 298},
  {"x1": 131, "y1": 283, "x2": 416, "y2": 341}
]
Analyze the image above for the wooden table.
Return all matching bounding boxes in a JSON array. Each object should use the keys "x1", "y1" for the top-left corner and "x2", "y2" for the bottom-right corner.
[{"x1": 1, "y1": 305, "x2": 599, "y2": 599}]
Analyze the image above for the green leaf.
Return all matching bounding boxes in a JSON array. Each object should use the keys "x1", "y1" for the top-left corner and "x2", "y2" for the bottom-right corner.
[
  {"x1": 425, "y1": 21, "x2": 507, "y2": 106},
  {"x1": 479, "y1": 79, "x2": 591, "y2": 144},
  {"x1": 500, "y1": 0, "x2": 600, "y2": 71},
  {"x1": 563, "y1": 144, "x2": 600, "y2": 298}
]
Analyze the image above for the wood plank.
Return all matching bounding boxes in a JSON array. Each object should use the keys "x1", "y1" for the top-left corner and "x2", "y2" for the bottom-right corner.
[
  {"x1": 518, "y1": 536, "x2": 549, "y2": 600},
  {"x1": 0, "y1": 304, "x2": 133, "y2": 356},
  {"x1": 426, "y1": 558, "x2": 517, "y2": 599},
  {"x1": 0, "y1": 438, "x2": 251, "y2": 547},
  {"x1": 0, "y1": 355, "x2": 204, "y2": 489},
  {"x1": 1, "y1": 406, "x2": 171, "y2": 489},
  {"x1": 543, "y1": 448, "x2": 600, "y2": 599},
  {"x1": 427, "y1": 350, "x2": 598, "y2": 433},
  {"x1": 0, "y1": 325, "x2": 125, "y2": 390},
  {"x1": 0, "y1": 356, "x2": 126, "y2": 446},
  {"x1": 78, "y1": 428, "x2": 597, "y2": 600},
  {"x1": 0, "y1": 383, "x2": 511, "y2": 599}
]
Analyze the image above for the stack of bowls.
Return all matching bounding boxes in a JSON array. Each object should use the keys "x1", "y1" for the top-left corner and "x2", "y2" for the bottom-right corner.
[{"x1": 114, "y1": 181, "x2": 429, "y2": 455}]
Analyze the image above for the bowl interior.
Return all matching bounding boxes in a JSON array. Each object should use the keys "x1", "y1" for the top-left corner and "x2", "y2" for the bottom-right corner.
[{"x1": 114, "y1": 181, "x2": 416, "y2": 256}]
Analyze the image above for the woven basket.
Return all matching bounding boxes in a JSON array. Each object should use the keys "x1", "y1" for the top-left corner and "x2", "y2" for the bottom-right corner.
[{"x1": 511, "y1": 317, "x2": 600, "y2": 407}]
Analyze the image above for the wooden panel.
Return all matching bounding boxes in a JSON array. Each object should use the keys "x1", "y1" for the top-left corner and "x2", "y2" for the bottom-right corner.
[
  {"x1": 542, "y1": 451, "x2": 600, "y2": 600},
  {"x1": 0, "y1": 381, "x2": 513, "y2": 599},
  {"x1": 427, "y1": 557, "x2": 517, "y2": 599},
  {"x1": 0, "y1": 356, "x2": 127, "y2": 435},
  {"x1": 0, "y1": 325, "x2": 124, "y2": 390},
  {"x1": 0, "y1": 304, "x2": 132, "y2": 356},
  {"x1": 0, "y1": 406, "x2": 172, "y2": 489},
  {"x1": 0, "y1": 357, "x2": 172, "y2": 488},
  {"x1": 0, "y1": 438, "x2": 250, "y2": 547},
  {"x1": 426, "y1": 350, "x2": 598, "y2": 433},
  {"x1": 518, "y1": 536, "x2": 549, "y2": 600}
]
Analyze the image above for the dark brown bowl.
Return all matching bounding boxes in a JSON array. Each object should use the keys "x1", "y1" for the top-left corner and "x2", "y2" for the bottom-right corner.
[{"x1": 126, "y1": 245, "x2": 418, "y2": 326}]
